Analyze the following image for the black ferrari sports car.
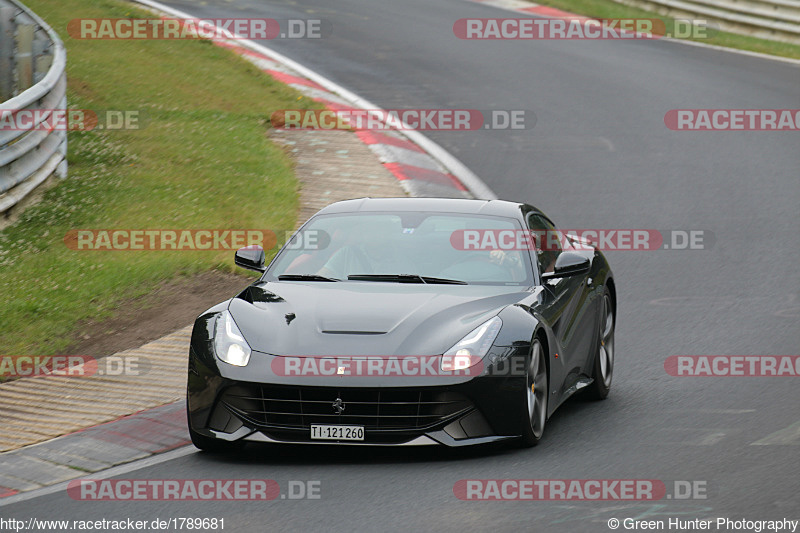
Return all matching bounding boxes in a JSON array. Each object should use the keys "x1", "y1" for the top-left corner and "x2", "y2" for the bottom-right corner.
[{"x1": 187, "y1": 197, "x2": 615, "y2": 449}]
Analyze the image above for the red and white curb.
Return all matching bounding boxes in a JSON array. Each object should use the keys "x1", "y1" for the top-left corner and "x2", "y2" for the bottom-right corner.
[
  {"x1": 472, "y1": 0, "x2": 592, "y2": 21},
  {"x1": 131, "y1": 0, "x2": 497, "y2": 200},
  {"x1": 0, "y1": 402, "x2": 188, "y2": 500}
]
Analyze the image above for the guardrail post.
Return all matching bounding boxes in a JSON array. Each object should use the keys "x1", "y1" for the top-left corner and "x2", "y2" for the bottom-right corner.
[
  {"x1": 0, "y1": 6, "x2": 14, "y2": 100},
  {"x1": 15, "y1": 22, "x2": 34, "y2": 91},
  {"x1": 33, "y1": 31, "x2": 51, "y2": 85},
  {"x1": 56, "y1": 94, "x2": 67, "y2": 179}
]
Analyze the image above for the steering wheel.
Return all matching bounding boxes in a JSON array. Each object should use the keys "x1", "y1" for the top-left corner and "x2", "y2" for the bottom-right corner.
[{"x1": 318, "y1": 245, "x2": 373, "y2": 279}]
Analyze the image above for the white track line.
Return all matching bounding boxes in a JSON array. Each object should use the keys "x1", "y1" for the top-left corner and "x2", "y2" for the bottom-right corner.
[{"x1": 0, "y1": 446, "x2": 197, "y2": 506}]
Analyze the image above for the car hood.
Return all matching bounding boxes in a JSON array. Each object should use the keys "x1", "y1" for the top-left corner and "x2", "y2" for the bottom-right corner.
[{"x1": 227, "y1": 281, "x2": 529, "y2": 356}]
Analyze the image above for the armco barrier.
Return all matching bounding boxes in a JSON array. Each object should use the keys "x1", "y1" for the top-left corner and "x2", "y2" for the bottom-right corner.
[
  {"x1": 0, "y1": 0, "x2": 66, "y2": 217},
  {"x1": 610, "y1": 0, "x2": 800, "y2": 44}
]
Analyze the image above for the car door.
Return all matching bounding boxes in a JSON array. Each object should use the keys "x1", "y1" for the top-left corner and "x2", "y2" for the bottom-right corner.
[{"x1": 526, "y1": 213, "x2": 594, "y2": 403}]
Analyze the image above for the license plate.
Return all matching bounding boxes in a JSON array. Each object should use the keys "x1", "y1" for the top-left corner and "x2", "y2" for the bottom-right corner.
[{"x1": 310, "y1": 424, "x2": 365, "y2": 441}]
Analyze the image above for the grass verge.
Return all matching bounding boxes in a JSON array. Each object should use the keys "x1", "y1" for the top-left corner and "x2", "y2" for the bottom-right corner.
[
  {"x1": 0, "y1": 0, "x2": 318, "y2": 359},
  {"x1": 529, "y1": 0, "x2": 800, "y2": 59}
]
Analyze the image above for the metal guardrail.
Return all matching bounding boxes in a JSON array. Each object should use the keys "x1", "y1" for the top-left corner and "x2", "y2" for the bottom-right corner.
[
  {"x1": 611, "y1": 0, "x2": 800, "y2": 44},
  {"x1": 0, "y1": 0, "x2": 66, "y2": 217}
]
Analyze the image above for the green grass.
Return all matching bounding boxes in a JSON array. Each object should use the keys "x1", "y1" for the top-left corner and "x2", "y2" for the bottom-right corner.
[
  {"x1": 529, "y1": 0, "x2": 800, "y2": 59},
  {"x1": 0, "y1": 0, "x2": 319, "y2": 357}
]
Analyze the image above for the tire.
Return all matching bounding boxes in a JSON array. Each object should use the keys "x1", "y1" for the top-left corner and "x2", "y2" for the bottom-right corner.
[
  {"x1": 585, "y1": 288, "x2": 615, "y2": 400},
  {"x1": 518, "y1": 338, "x2": 548, "y2": 447}
]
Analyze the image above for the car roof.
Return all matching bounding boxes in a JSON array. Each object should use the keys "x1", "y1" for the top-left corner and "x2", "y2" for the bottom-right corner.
[{"x1": 315, "y1": 197, "x2": 542, "y2": 219}]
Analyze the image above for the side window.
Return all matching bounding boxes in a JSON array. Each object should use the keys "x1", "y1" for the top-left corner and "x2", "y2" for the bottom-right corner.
[{"x1": 526, "y1": 214, "x2": 562, "y2": 275}]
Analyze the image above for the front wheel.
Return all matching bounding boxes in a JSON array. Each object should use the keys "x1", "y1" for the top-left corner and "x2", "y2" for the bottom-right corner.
[
  {"x1": 585, "y1": 288, "x2": 615, "y2": 400},
  {"x1": 518, "y1": 338, "x2": 548, "y2": 447}
]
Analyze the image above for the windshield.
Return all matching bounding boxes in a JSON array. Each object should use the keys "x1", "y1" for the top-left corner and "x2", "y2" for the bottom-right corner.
[{"x1": 266, "y1": 212, "x2": 534, "y2": 285}]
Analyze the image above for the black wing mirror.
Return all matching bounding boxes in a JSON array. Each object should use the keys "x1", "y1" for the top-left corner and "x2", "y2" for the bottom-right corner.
[
  {"x1": 541, "y1": 251, "x2": 590, "y2": 280},
  {"x1": 234, "y1": 245, "x2": 266, "y2": 273}
]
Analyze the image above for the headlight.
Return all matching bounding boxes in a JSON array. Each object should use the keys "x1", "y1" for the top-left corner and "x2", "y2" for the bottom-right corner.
[
  {"x1": 213, "y1": 310, "x2": 251, "y2": 367},
  {"x1": 441, "y1": 316, "x2": 502, "y2": 371}
]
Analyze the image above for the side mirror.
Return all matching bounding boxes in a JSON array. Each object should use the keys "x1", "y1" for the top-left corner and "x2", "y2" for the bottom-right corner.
[
  {"x1": 541, "y1": 252, "x2": 590, "y2": 280},
  {"x1": 234, "y1": 245, "x2": 266, "y2": 273}
]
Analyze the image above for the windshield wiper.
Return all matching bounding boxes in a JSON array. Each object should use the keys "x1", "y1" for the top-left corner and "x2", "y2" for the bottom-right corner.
[
  {"x1": 348, "y1": 274, "x2": 467, "y2": 285},
  {"x1": 278, "y1": 274, "x2": 340, "y2": 282}
]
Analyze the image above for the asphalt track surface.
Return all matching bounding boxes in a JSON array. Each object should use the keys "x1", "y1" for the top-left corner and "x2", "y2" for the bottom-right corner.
[{"x1": 5, "y1": 0, "x2": 799, "y2": 531}]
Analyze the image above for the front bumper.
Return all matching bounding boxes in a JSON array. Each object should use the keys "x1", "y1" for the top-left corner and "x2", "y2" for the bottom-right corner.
[
  {"x1": 190, "y1": 378, "x2": 520, "y2": 447},
  {"x1": 187, "y1": 315, "x2": 531, "y2": 447}
]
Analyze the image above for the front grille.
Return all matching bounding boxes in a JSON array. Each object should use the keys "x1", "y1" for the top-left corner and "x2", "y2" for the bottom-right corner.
[{"x1": 220, "y1": 384, "x2": 472, "y2": 432}]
